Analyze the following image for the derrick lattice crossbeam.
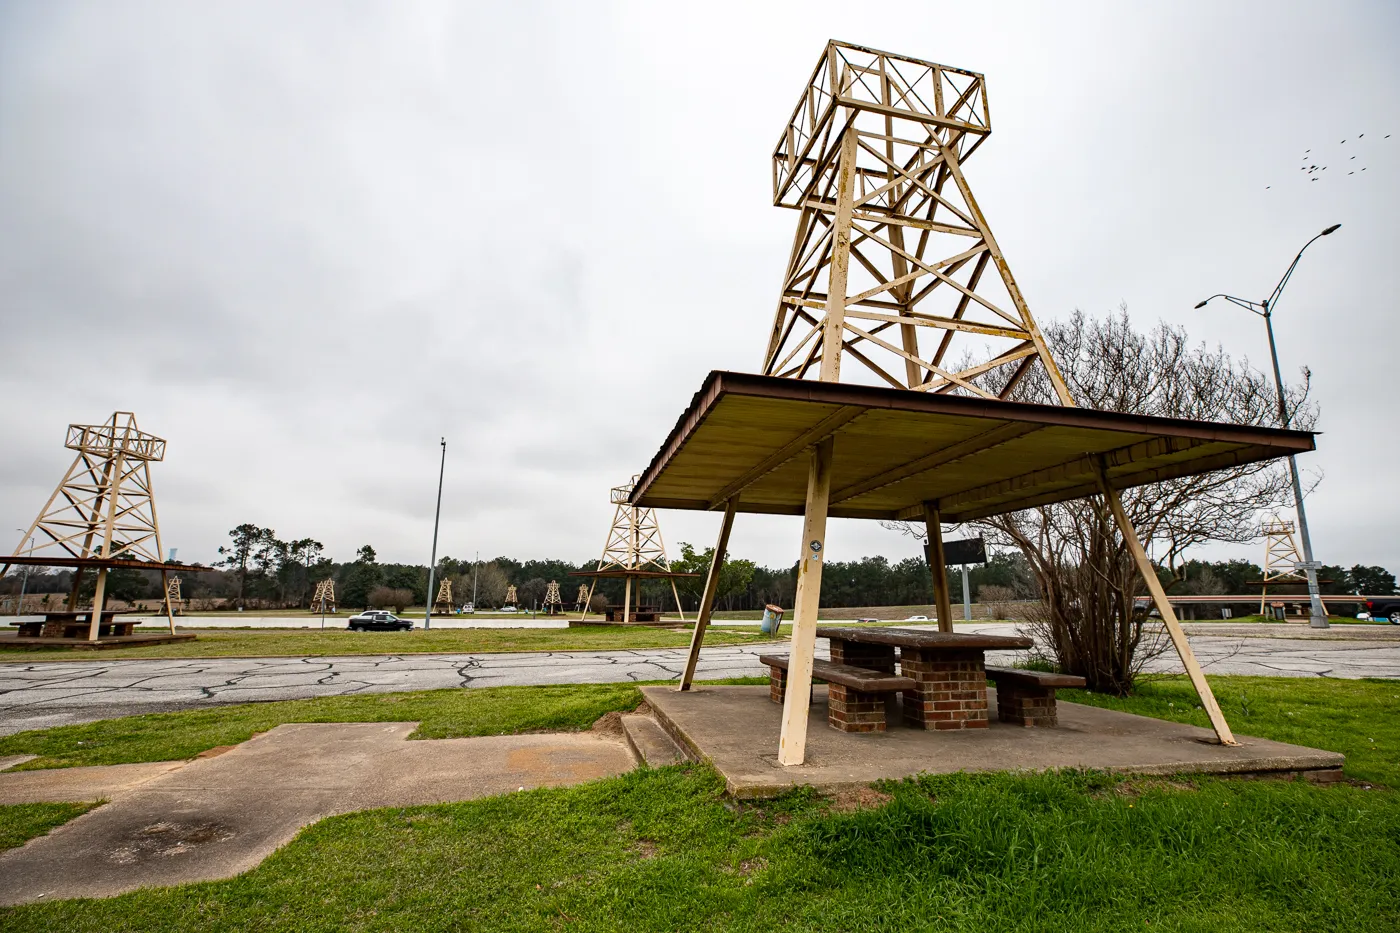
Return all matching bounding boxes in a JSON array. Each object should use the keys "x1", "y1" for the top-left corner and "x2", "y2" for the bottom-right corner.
[{"x1": 763, "y1": 41, "x2": 1071, "y2": 404}]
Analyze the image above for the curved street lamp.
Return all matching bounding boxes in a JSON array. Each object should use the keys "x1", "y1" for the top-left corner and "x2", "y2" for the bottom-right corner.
[{"x1": 1195, "y1": 223, "x2": 1340, "y2": 629}]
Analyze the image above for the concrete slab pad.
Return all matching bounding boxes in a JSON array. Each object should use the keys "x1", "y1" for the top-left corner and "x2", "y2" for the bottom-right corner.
[
  {"x1": 642, "y1": 685, "x2": 1345, "y2": 798},
  {"x1": 0, "y1": 722, "x2": 635, "y2": 905},
  {"x1": 0, "y1": 755, "x2": 36, "y2": 772},
  {"x1": 0, "y1": 761, "x2": 187, "y2": 803}
]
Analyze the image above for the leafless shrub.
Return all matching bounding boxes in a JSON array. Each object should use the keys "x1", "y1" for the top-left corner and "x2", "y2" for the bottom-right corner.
[
  {"x1": 979, "y1": 585, "x2": 1016, "y2": 620},
  {"x1": 369, "y1": 587, "x2": 413, "y2": 613}
]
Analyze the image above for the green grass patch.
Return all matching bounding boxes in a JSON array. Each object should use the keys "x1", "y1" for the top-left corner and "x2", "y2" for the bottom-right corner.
[
  {"x1": 0, "y1": 684, "x2": 642, "y2": 771},
  {"x1": 0, "y1": 802, "x2": 96, "y2": 852},
  {"x1": 1063, "y1": 675, "x2": 1400, "y2": 786},
  {"x1": 4, "y1": 765, "x2": 1397, "y2": 931},
  {"x1": 0, "y1": 626, "x2": 769, "y2": 661}
]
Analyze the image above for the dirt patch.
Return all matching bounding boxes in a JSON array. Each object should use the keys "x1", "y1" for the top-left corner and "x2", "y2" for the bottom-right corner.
[
  {"x1": 195, "y1": 745, "x2": 237, "y2": 760},
  {"x1": 590, "y1": 711, "x2": 626, "y2": 738},
  {"x1": 822, "y1": 786, "x2": 893, "y2": 813},
  {"x1": 592, "y1": 700, "x2": 651, "y2": 739},
  {"x1": 631, "y1": 839, "x2": 659, "y2": 860},
  {"x1": 736, "y1": 856, "x2": 767, "y2": 877}
]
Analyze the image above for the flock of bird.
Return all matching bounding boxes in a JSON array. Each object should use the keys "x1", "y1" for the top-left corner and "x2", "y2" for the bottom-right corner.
[{"x1": 1266, "y1": 133, "x2": 1389, "y2": 188}]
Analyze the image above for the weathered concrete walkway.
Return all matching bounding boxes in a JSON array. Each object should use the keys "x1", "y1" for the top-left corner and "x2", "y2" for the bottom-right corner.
[
  {"x1": 0, "y1": 723, "x2": 635, "y2": 905},
  {"x1": 1, "y1": 623, "x2": 1395, "y2": 735}
]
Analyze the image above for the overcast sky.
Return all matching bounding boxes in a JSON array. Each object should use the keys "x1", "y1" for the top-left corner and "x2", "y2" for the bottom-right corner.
[{"x1": 2, "y1": 0, "x2": 1396, "y2": 574}]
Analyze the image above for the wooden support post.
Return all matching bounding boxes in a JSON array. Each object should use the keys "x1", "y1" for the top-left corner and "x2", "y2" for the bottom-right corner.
[
  {"x1": 777, "y1": 438, "x2": 835, "y2": 766},
  {"x1": 1093, "y1": 461, "x2": 1237, "y2": 746},
  {"x1": 623, "y1": 577, "x2": 632, "y2": 625},
  {"x1": 923, "y1": 502, "x2": 954, "y2": 633},
  {"x1": 87, "y1": 568, "x2": 108, "y2": 642},
  {"x1": 669, "y1": 579, "x2": 686, "y2": 624},
  {"x1": 679, "y1": 497, "x2": 737, "y2": 691},
  {"x1": 160, "y1": 569, "x2": 176, "y2": 635}
]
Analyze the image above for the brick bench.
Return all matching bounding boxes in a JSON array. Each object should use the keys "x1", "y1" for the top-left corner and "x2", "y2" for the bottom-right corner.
[
  {"x1": 760, "y1": 654, "x2": 915, "y2": 733},
  {"x1": 985, "y1": 667, "x2": 1085, "y2": 727}
]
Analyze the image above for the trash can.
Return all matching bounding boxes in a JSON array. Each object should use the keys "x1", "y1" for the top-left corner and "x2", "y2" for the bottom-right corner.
[{"x1": 760, "y1": 604, "x2": 786, "y2": 635}]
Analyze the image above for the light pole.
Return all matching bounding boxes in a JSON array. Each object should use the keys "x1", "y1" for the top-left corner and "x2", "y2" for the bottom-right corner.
[
  {"x1": 1195, "y1": 223, "x2": 1340, "y2": 629},
  {"x1": 424, "y1": 438, "x2": 447, "y2": 631},
  {"x1": 14, "y1": 530, "x2": 34, "y2": 616},
  {"x1": 471, "y1": 550, "x2": 479, "y2": 612}
]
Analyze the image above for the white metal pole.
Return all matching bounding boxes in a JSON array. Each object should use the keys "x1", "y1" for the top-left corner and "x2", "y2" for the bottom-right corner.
[
  {"x1": 961, "y1": 563, "x2": 971, "y2": 623},
  {"x1": 425, "y1": 438, "x2": 446, "y2": 631}
]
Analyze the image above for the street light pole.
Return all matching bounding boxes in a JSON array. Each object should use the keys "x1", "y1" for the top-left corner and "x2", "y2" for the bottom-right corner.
[
  {"x1": 424, "y1": 438, "x2": 447, "y2": 631},
  {"x1": 1195, "y1": 223, "x2": 1339, "y2": 629},
  {"x1": 471, "y1": 550, "x2": 479, "y2": 611}
]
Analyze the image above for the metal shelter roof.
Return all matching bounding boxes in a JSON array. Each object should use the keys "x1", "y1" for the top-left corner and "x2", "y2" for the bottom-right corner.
[{"x1": 630, "y1": 371, "x2": 1316, "y2": 523}]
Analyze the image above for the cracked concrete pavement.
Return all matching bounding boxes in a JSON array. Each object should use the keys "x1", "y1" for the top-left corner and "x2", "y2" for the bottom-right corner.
[{"x1": 0, "y1": 623, "x2": 1395, "y2": 735}]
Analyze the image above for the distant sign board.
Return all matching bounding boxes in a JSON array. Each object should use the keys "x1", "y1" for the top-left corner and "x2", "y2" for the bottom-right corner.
[{"x1": 925, "y1": 536, "x2": 986, "y2": 567}]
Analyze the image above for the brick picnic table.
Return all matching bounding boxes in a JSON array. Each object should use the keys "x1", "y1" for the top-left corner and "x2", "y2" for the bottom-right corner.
[
  {"x1": 815, "y1": 626, "x2": 1034, "y2": 731},
  {"x1": 10, "y1": 611, "x2": 142, "y2": 639}
]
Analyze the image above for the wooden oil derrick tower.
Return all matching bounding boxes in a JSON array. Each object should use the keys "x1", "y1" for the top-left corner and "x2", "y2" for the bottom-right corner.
[
  {"x1": 166, "y1": 575, "x2": 183, "y2": 606},
  {"x1": 433, "y1": 578, "x2": 453, "y2": 615},
  {"x1": 573, "y1": 477, "x2": 696, "y2": 623},
  {"x1": 311, "y1": 579, "x2": 336, "y2": 613},
  {"x1": 504, "y1": 584, "x2": 518, "y2": 607},
  {"x1": 762, "y1": 42, "x2": 1072, "y2": 403},
  {"x1": 542, "y1": 581, "x2": 563, "y2": 615},
  {"x1": 1257, "y1": 516, "x2": 1307, "y2": 615},
  {"x1": 0, "y1": 412, "x2": 209, "y2": 640},
  {"x1": 575, "y1": 584, "x2": 590, "y2": 614}
]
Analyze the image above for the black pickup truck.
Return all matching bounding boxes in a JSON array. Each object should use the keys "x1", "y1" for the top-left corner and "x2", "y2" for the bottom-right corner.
[{"x1": 1364, "y1": 598, "x2": 1400, "y2": 624}]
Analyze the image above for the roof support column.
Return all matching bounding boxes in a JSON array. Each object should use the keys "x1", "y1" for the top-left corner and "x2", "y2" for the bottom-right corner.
[
  {"x1": 679, "y1": 496, "x2": 738, "y2": 691},
  {"x1": 778, "y1": 436, "x2": 835, "y2": 766},
  {"x1": 1093, "y1": 459, "x2": 1237, "y2": 746},
  {"x1": 923, "y1": 502, "x2": 955, "y2": 633}
]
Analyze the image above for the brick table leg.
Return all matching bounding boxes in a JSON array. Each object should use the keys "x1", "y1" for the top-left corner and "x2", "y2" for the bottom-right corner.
[
  {"x1": 827, "y1": 684, "x2": 888, "y2": 732},
  {"x1": 996, "y1": 686, "x2": 1058, "y2": 727},
  {"x1": 769, "y1": 665, "x2": 789, "y2": 704},
  {"x1": 900, "y1": 648, "x2": 989, "y2": 730},
  {"x1": 829, "y1": 640, "x2": 899, "y2": 722}
]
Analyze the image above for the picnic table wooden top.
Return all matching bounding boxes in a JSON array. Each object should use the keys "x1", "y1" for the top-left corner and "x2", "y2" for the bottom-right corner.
[
  {"x1": 8, "y1": 610, "x2": 138, "y2": 623},
  {"x1": 815, "y1": 626, "x2": 1032, "y2": 651}
]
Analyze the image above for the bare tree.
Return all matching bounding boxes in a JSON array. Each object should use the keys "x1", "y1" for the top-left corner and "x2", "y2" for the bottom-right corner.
[
  {"x1": 981, "y1": 309, "x2": 1314, "y2": 692},
  {"x1": 885, "y1": 309, "x2": 1314, "y2": 693}
]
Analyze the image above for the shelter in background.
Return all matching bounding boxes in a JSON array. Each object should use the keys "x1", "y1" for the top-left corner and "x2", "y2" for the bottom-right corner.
[
  {"x1": 0, "y1": 412, "x2": 211, "y2": 643},
  {"x1": 572, "y1": 477, "x2": 697, "y2": 623},
  {"x1": 635, "y1": 41, "x2": 1318, "y2": 765},
  {"x1": 542, "y1": 581, "x2": 563, "y2": 615},
  {"x1": 433, "y1": 578, "x2": 453, "y2": 615},
  {"x1": 311, "y1": 579, "x2": 336, "y2": 614}
]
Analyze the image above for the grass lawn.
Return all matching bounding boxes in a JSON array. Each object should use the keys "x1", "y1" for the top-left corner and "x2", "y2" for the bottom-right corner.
[
  {"x1": 1, "y1": 677, "x2": 1397, "y2": 930},
  {"x1": 0, "y1": 625, "x2": 770, "y2": 662},
  {"x1": 0, "y1": 683, "x2": 644, "y2": 771},
  {"x1": 0, "y1": 802, "x2": 96, "y2": 852}
]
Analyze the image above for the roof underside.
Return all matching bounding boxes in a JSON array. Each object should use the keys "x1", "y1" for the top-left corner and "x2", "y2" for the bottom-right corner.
[{"x1": 630, "y1": 372, "x2": 1316, "y2": 523}]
